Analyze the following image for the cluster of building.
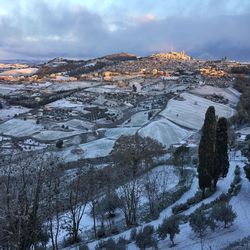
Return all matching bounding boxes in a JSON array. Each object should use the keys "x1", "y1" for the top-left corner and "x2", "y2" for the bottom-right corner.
[
  {"x1": 200, "y1": 67, "x2": 227, "y2": 77},
  {"x1": 48, "y1": 73, "x2": 78, "y2": 82},
  {"x1": 151, "y1": 51, "x2": 192, "y2": 60}
]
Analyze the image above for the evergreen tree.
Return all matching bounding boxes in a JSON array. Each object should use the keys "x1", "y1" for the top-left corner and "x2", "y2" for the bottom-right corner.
[
  {"x1": 56, "y1": 139, "x2": 63, "y2": 149},
  {"x1": 244, "y1": 165, "x2": 250, "y2": 182},
  {"x1": 211, "y1": 202, "x2": 236, "y2": 228},
  {"x1": 198, "y1": 106, "x2": 216, "y2": 198},
  {"x1": 189, "y1": 207, "x2": 216, "y2": 250},
  {"x1": 135, "y1": 225, "x2": 157, "y2": 250},
  {"x1": 189, "y1": 209, "x2": 209, "y2": 250},
  {"x1": 213, "y1": 117, "x2": 229, "y2": 188},
  {"x1": 157, "y1": 215, "x2": 180, "y2": 246}
]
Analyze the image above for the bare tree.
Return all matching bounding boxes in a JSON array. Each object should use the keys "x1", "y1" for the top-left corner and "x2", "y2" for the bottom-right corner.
[
  {"x1": 44, "y1": 164, "x2": 62, "y2": 250},
  {"x1": 63, "y1": 166, "x2": 92, "y2": 243},
  {"x1": 99, "y1": 191, "x2": 121, "y2": 232},
  {"x1": 112, "y1": 134, "x2": 165, "y2": 227},
  {"x1": 143, "y1": 172, "x2": 160, "y2": 215},
  {"x1": 119, "y1": 178, "x2": 142, "y2": 227},
  {"x1": 87, "y1": 166, "x2": 103, "y2": 239},
  {"x1": 0, "y1": 151, "x2": 54, "y2": 249}
]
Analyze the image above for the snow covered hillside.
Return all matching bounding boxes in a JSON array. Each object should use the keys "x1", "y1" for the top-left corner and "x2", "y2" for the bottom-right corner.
[
  {"x1": 160, "y1": 93, "x2": 235, "y2": 131},
  {"x1": 81, "y1": 152, "x2": 249, "y2": 250}
]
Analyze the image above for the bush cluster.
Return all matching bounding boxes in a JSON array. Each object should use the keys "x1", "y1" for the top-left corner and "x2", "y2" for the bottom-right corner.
[
  {"x1": 95, "y1": 237, "x2": 128, "y2": 250},
  {"x1": 172, "y1": 189, "x2": 214, "y2": 214}
]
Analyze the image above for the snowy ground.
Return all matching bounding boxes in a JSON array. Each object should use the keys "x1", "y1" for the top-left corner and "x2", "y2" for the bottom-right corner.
[
  {"x1": 122, "y1": 110, "x2": 159, "y2": 127},
  {"x1": 57, "y1": 119, "x2": 94, "y2": 131},
  {"x1": 0, "y1": 106, "x2": 30, "y2": 121},
  {"x1": 47, "y1": 99, "x2": 85, "y2": 108},
  {"x1": 236, "y1": 127, "x2": 250, "y2": 141},
  {"x1": 140, "y1": 165, "x2": 179, "y2": 193},
  {"x1": 100, "y1": 127, "x2": 140, "y2": 140},
  {"x1": 190, "y1": 85, "x2": 241, "y2": 107},
  {"x1": 139, "y1": 118, "x2": 193, "y2": 148},
  {"x1": 82, "y1": 151, "x2": 249, "y2": 250},
  {"x1": 142, "y1": 82, "x2": 188, "y2": 94},
  {"x1": 78, "y1": 138, "x2": 115, "y2": 158},
  {"x1": 0, "y1": 119, "x2": 43, "y2": 137},
  {"x1": 61, "y1": 138, "x2": 116, "y2": 162},
  {"x1": 86, "y1": 85, "x2": 129, "y2": 94},
  {"x1": 0, "y1": 118, "x2": 87, "y2": 142},
  {"x1": 33, "y1": 130, "x2": 85, "y2": 142},
  {"x1": 163, "y1": 152, "x2": 249, "y2": 250},
  {"x1": 46, "y1": 81, "x2": 100, "y2": 91},
  {"x1": 160, "y1": 92, "x2": 235, "y2": 130},
  {"x1": 0, "y1": 84, "x2": 25, "y2": 94},
  {"x1": 237, "y1": 127, "x2": 250, "y2": 136}
]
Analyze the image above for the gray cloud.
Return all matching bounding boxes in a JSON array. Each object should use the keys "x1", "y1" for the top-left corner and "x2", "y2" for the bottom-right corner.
[{"x1": 0, "y1": 0, "x2": 250, "y2": 61}]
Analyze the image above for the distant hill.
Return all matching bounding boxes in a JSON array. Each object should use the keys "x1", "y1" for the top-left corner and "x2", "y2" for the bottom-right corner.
[
  {"x1": 0, "y1": 59, "x2": 46, "y2": 66},
  {"x1": 101, "y1": 52, "x2": 138, "y2": 61}
]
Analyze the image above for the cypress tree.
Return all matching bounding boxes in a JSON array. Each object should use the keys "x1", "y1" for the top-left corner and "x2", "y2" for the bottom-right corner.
[
  {"x1": 213, "y1": 117, "x2": 229, "y2": 188},
  {"x1": 198, "y1": 106, "x2": 216, "y2": 198}
]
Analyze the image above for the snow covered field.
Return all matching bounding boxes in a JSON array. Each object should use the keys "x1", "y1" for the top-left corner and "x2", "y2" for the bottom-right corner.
[
  {"x1": 86, "y1": 85, "x2": 128, "y2": 93},
  {"x1": 33, "y1": 130, "x2": 84, "y2": 142},
  {"x1": 0, "y1": 106, "x2": 30, "y2": 121},
  {"x1": 123, "y1": 111, "x2": 157, "y2": 127},
  {"x1": 0, "y1": 67, "x2": 38, "y2": 76},
  {"x1": 61, "y1": 138, "x2": 115, "y2": 162},
  {"x1": 0, "y1": 119, "x2": 43, "y2": 137},
  {"x1": 47, "y1": 81, "x2": 100, "y2": 91},
  {"x1": 47, "y1": 99, "x2": 84, "y2": 108},
  {"x1": 0, "y1": 118, "x2": 86, "y2": 142},
  {"x1": 160, "y1": 92, "x2": 235, "y2": 130},
  {"x1": 78, "y1": 138, "x2": 115, "y2": 158},
  {"x1": 139, "y1": 118, "x2": 193, "y2": 148},
  {"x1": 142, "y1": 82, "x2": 188, "y2": 94},
  {"x1": 58, "y1": 119, "x2": 94, "y2": 131},
  {"x1": 237, "y1": 127, "x2": 250, "y2": 136},
  {"x1": 0, "y1": 84, "x2": 239, "y2": 165},
  {"x1": 0, "y1": 84, "x2": 24, "y2": 94},
  {"x1": 101, "y1": 127, "x2": 139, "y2": 140},
  {"x1": 190, "y1": 85, "x2": 241, "y2": 107}
]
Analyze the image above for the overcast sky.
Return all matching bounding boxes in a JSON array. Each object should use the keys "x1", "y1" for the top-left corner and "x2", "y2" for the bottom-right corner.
[{"x1": 0, "y1": 0, "x2": 249, "y2": 60}]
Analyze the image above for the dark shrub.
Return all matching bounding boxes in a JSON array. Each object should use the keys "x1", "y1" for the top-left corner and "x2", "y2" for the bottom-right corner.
[
  {"x1": 56, "y1": 139, "x2": 63, "y2": 149},
  {"x1": 135, "y1": 225, "x2": 157, "y2": 250}
]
